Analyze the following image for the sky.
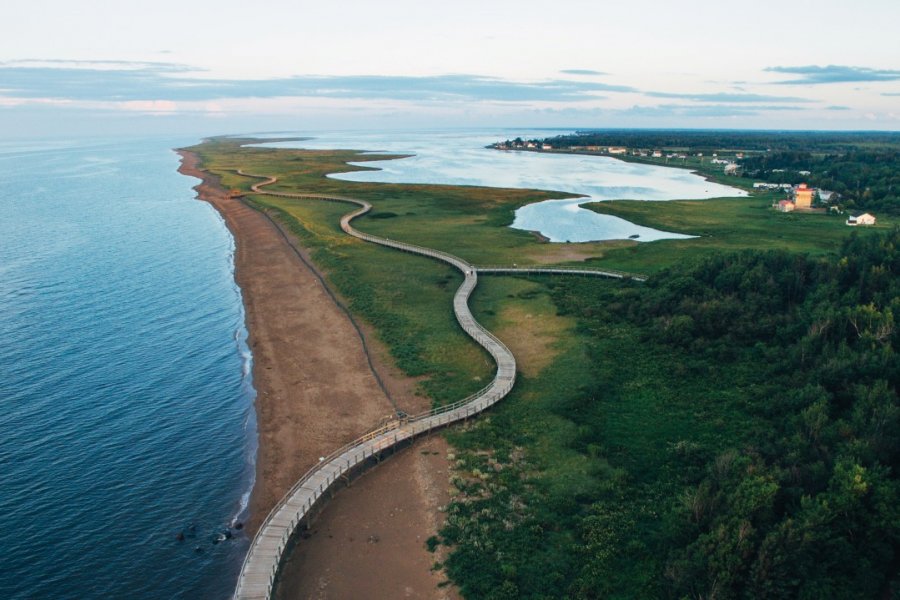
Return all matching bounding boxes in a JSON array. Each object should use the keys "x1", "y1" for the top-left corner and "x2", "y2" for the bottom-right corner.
[{"x1": 2, "y1": 0, "x2": 899, "y2": 137}]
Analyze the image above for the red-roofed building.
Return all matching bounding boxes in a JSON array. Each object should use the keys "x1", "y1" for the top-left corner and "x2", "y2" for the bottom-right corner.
[
  {"x1": 794, "y1": 183, "x2": 815, "y2": 209},
  {"x1": 777, "y1": 200, "x2": 795, "y2": 212}
]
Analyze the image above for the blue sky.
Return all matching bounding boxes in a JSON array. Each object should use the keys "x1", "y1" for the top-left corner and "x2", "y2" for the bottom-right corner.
[{"x1": 2, "y1": 0, "x2": 899, "y2": 136}]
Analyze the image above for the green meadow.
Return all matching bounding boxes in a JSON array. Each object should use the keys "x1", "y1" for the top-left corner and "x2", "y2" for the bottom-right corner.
[{"x1": 585, "y1": 193, "x2": 893, "y2": 273}]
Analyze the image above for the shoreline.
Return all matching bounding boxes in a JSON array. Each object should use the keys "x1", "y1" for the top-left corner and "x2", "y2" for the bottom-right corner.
[
  {"x1": 497, "y1": 146, "x2": 753, "y2": 193},
  {"x1": 176, "y1": 149, "x2": 398, "y2": 534},
  {"x1": 177, "y1": 148, "x2": 454, "y2": 598}
]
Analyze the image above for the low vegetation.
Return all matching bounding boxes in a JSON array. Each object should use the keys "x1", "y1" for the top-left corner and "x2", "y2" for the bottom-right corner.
[{"x1": 585, "y1": 194, "x2": 893, "y2": 273}]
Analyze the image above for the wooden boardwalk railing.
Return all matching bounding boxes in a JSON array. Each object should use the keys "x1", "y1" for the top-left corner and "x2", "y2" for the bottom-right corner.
[
  {"x1": 476, "y1": 265, "x2": 646, "y2": 281},
  {"x1": 231, "y1": 170, "x2": 636, "y2": 599}
]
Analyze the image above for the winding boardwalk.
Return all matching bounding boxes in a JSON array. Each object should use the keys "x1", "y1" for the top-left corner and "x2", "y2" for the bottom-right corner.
[{"x1": 233, "y1": 171, "x2": 637, "y2": 599}]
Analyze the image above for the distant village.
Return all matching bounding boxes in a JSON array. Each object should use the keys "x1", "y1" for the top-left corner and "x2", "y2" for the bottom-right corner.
[{"x1": 492, "y1": 139, "x2": 878, "y2": 227}]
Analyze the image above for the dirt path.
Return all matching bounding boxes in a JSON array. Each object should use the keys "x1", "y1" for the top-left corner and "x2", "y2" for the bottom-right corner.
[{"x1": 177, "y1": 150, "x2": 453, "y2": 597}]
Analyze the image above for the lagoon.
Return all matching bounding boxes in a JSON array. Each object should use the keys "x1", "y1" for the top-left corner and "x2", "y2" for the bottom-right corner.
[{"x1": 256, "y1": 130, "x2": 745, "y2": 242}]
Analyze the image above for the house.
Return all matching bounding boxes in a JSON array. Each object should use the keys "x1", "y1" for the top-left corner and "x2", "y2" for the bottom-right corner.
[
  {"x1": 793, "y1": 183, "x2": 815, "y2": 209},
  {"x1": 847, "y1": 213, "x2": 876, "y2": 226},
  {"x1": 607, "y1": 147, "x2": 628, "y2": 155},
  {"x1": 777, "y1": 200, "x2": 796, "y2": 212},
  {"x1": 541, "y1": 144, "x2": 552, "y2": 150},
  {"x1": 724, "y1": 163, "x2": 739, "y2": 175},
  {"x1": 818, "y1": 189, "x2": 838, "y2": 203},
  {"x1": 799, "y1": 170, "x2": 811, "y2": 176},
  {"x1": 652, "y1": 150, "x2": 662, "y2": 158}
]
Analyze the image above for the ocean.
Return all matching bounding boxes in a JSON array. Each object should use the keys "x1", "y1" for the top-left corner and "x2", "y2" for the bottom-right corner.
[{"x1": 0, "y1": 136, "x2": 255, "y2": 599}]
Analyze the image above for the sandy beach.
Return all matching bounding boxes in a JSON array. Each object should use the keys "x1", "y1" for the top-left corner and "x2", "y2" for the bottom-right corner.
[{"x1": 177, "y1": 150, "x2": 452, "y2": 597}]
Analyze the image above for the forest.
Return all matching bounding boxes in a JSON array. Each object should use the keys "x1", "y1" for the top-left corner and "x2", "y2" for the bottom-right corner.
[
  {"x1": 564, "y1": 229, "x2": 899, "y2": 598},
  {"x1": 740, "y1": 149, "x2": 900, "y2": 214},
  {"x1": 439, "y1": 228, "x2": 899, "y2": 599},
  {"x1": 529, "y1": 129, "x2": 900, "y2": 154}
]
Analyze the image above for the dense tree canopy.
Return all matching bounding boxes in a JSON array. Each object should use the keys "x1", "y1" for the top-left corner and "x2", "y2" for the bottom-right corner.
[
  {"x1": 440, "y1": 229, "x2": 899, "y2": 599},
  {"x1": 741, "y1": 150, "x2": 900, "y2": 214},
  {"x1": 563, "y1": 229, "x2": 900, "y2": 598},
  {"x1": 533, "y1": 130, "x2": 900, "y2": 154}
]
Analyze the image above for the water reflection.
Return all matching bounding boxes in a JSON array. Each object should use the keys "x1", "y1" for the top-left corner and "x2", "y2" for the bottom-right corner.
[{"x1": 254, "y1": 131, "x2": 746, "y2": 243}]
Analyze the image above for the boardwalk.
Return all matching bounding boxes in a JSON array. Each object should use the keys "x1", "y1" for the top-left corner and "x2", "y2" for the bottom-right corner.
[
  {"x1": 233, "y1": 171, "x2": 636, "y2": 599},
  {"x1": 477, "y1": 266, "x2": 646, "y2": 282}
]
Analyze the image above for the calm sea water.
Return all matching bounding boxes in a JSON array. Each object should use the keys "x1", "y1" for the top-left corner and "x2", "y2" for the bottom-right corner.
[
  {"x1": 0, "y1": 137, "x2": 255, "y2": 599},
  {"x1": 256, "y1": 130, "x2": 745, "y2": 242}
]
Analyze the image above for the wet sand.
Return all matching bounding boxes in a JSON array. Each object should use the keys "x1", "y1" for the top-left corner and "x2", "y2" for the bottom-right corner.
[{"x1": 178, "y1": 150, "x2": 452, "y2": 598}]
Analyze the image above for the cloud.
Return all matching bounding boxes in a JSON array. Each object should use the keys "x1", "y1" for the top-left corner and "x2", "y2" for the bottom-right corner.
[
  {"x1": 826, "y1": 105, "x2": 851, "y2": 111},
  {"x1": 623, "y1": 104, "x2": 805, "y2": 118},
  {"x1": 766, "y1": 65, "x2": 900, "y2": 84},
  {"x1": 645, "y1": 91, "x2": 812, "y2": 103},
  {"x1": 0, "y1": 58, "x2": 195, "y2": 72},
  {"x1": 0, "y1": 61, "x2": 634, "y2": 106},
  {"x1": 883, "y1": 92, "x2": 900, "y2": 96},
  {"x1": 560, "y1": 69, "x2": 606, "y2": 76},
  {"x1": 120, "y1": 99, "x2": 179, "y2": 114}
]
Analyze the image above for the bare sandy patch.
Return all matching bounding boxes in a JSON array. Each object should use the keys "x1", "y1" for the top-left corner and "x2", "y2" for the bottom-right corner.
[
  {"x1": 494, "y1": 304, "x2": 575, "y2": 378},
  {"x1": 524, "y1": 239, "x2": 636, "y2": 265}
]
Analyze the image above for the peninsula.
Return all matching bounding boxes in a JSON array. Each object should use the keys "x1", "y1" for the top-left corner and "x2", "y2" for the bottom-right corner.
[{"x1": 182, "y1": 134, "x2": 899, "y2": 600}]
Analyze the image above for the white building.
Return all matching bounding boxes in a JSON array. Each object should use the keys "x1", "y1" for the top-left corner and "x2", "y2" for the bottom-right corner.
[{"x1": 847, "y1": 213, "x2": 877, "y2": 226}]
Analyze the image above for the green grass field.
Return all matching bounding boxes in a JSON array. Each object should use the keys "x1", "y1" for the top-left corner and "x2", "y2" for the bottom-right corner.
[{"x1": 585, "y1": 194, "x2": 892, "y2": 273}]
